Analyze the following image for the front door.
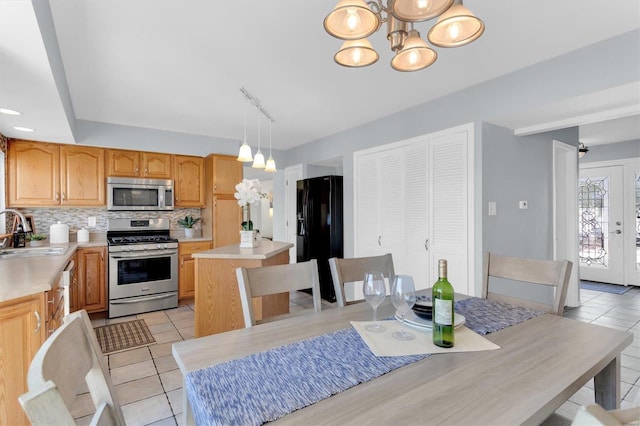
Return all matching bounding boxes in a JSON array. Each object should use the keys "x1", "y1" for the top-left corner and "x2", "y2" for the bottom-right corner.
[{"x1": 578, "y1": 165, "x2": 624, "y2": 284}]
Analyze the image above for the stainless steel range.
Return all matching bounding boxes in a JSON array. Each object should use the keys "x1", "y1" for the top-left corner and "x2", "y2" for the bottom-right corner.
[{"x1": 107, "y1": 218, "x2": 178, "y2": 318}]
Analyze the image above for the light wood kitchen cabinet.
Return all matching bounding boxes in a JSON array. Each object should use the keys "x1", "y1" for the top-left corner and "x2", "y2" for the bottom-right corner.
[
  {"x1": 107, "y1": 149, "x2": 172, "y2": 179},
  {"x1": 8, "y1": 140, "x2": 59, "y2": 206},
  {"x1": 60, "y1": 145, "x2": 105, "y2": 206},
  {"x1": 77, "y1": 246, "x2": 107, "y2": 313},
  {"x1": 203, "y1": 154, "x2": 243, "y2": 248},
  {"x1": 178, "y1": 240, "x2": 212, "y2": 299},
  {"x1": 7, "y1": 140, "x2": 105, "y2": 207},
  {"x1": 174, "y1": 155, "x2": 205, "y2": 207},
  {"x1": 0, "y1": 293, "x2": 45, "y2": 426}
]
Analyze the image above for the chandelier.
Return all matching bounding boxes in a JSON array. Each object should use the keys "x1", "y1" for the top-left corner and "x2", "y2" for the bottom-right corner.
[
  {"x1": 237, "y1": 87, "x2": 277, "y2": 172},
  {"x1": 324, "y1": 0, "x2": 484, "y2": 72}
]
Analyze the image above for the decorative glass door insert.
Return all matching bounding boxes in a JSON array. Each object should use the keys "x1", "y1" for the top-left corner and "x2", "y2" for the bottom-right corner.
[{"x1": 579, "y1": 176, "x2": 609, "y2": 267}]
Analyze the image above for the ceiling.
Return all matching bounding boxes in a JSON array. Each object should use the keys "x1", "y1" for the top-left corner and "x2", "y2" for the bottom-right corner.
[{"x1": 0, "y1": 0, "x2": 639, "y2": 151}]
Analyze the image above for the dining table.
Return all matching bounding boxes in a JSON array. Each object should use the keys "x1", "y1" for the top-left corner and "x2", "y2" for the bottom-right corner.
[{"x1": 172, "y1": 294, "x2": 632, "y2": 425}]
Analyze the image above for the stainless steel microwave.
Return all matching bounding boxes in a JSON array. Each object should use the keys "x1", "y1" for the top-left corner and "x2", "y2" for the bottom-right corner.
[{"x1": 107, "y1": 177, "x2": 174, "y2": 211}]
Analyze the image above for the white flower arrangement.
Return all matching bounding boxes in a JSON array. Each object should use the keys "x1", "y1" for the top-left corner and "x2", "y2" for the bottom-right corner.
[{"x1": 234, "y1": 179, "x2": 266, "y2": 230}]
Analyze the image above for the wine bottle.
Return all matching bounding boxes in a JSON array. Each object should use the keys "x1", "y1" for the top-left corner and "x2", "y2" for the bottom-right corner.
[{"x1": 432, "y1": 259, "x2": 454, "y2": 348}]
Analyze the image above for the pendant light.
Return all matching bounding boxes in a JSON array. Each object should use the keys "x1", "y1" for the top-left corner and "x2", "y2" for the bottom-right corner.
[
  {"x1": 391, "y1": 29, "x2": 437, "y2": 72},
  {"x1": 236, "y1": 100, "x2": 253, "y2": 162},
  {"x1": 427, "y1": 0, "x2": 484, "y2": 48},
  {"x1": 252, "y1": 106, "x2": 266, "y2": 169},
  {"x1": 265, "y1": 119, "x2": 277, "y2": 173}
]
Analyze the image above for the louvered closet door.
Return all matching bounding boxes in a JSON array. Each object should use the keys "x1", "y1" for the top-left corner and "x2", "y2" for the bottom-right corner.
[
  {"x1": 379, "y1": 149, "x2": 405, "y2": 274},
  {"x1": 403, "y1": 140, "x2": 429, "y2": 289},
  {"x1": 429, "y1": 131, "x2": 469, "y2": 294},
  {"x1": 355, "y1": 153, "x2": 381, "y2": 258}
]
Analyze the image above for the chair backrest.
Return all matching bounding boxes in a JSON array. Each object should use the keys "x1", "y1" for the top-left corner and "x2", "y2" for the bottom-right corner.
[
  {"x1": 236, "y1": 259, "x2": 322, "y2": 327},
  {"x1": 328, "y1": 253, "x2": 395, "y2": 308},
  {"x1": 19, "y1": 310, "x2": 125, "y2": 426},
  {"x1": 482, "y1": 252, "x2": 572, "y2": 315},
  {"x1": 572, "y1": 404, "x2": 640, "y2": 425}
]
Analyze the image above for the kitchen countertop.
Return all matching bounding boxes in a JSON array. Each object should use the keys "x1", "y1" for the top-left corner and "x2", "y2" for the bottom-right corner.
[
  {"x1": 193, "y1": 240, "x2": 293, "y2": 260},
  {"x1": 0, "y1": 236, "x2": 108, "y2": 304}
]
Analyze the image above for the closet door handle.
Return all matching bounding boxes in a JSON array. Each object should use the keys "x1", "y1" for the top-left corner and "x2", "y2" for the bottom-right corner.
[
  {"x1": 424, "y1": 239, "x2": 429, "y2": 251},
  {"x1": 378, "y1": 236, "x2": 382, "y2": 246}
]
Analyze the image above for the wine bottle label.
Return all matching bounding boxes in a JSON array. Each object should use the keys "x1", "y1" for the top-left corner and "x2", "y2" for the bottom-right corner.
[{"x1": 434, "y1": 299, "x2": 453, "y2": 326}]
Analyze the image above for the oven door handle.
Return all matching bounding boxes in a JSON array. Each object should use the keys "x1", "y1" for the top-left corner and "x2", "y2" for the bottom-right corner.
[
  {"x1": 110, "y1": 293, "x2": 176, "y2": 304},
  {"x1": 109, "y1": 250, "x2": 178, "y2": 259}
]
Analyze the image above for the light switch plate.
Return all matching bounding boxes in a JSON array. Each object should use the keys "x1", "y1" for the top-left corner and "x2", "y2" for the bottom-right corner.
[
  {"x1": 488, "y1": 201, "x2": 497, "y2": 216},
  {"x1": 88, "y1": 216, "x2": 97, "y2": 227}
]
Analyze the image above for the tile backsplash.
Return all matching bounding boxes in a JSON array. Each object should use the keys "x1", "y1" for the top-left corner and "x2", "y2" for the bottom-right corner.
[{"x1": 14, "y1": 207, "x2": 202, "y2": 234}]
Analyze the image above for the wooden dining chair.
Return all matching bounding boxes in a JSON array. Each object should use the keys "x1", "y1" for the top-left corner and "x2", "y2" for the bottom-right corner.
[
  {"x1": 572, "y1": 403, "x2": 640, "y2": 425},
  {"x1": 482, "y1": 252, "x2": 573, "y2": 315},
  {"x1": 19, "y1": 310, "x2": 125, "y2": 426},
  {"x1": 236, "y1": 259, "x2": 322, "y2": 327},
  {"x1": 328, "y1": 253, "x2": 395, "y2": 308}
]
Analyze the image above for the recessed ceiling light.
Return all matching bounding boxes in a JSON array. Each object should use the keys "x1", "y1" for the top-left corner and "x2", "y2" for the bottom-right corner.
[
  {"x1": 0, "y1": 108, "x2": 22, "y2": 115},
  {"x1": 13, "y1": 127, "x2": 34, "y2": 132}
]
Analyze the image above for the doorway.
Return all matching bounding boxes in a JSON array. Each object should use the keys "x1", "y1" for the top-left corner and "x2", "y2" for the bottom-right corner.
[{"x1": 578, "y1": 165, "x2": 625, "y2": 284}]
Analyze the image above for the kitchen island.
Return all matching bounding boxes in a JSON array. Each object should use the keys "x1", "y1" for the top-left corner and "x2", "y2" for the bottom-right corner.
[{"x1": 193, "y1": 240, "x2": 293, "y2": 337}]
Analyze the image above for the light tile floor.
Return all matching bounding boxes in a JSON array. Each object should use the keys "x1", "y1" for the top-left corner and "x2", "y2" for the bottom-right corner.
[{"x1": 77, "y1": 288, "x2": 640, "y2": 425}]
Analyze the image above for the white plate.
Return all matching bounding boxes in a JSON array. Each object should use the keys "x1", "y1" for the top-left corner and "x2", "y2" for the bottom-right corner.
[{"x1": 394, "y1": 310, "x2": 465, "y2": 331}]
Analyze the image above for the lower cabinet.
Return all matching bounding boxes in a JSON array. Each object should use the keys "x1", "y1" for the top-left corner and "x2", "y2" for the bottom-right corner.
[
  {"x1": 77, "y1": 246, "x2": 107, "y2": 313},
  {"x1": 0, "y1": 294, "x2": 45, "y2": 425},
  {"x1": 179, "y1": 241, "x2": 212, "y2": 299}
]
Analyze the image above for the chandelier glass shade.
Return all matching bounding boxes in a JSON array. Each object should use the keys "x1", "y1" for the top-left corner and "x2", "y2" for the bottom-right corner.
[
  {"x1": 391, "y1": 29, "x2": 436, "y2": 71},
  {"x1": 335, "y1": 38, "x2": 379, "y2": 67},
  {"x1": 324, "y1": 0, "x2": 484, "y2": 71},
  {"x1": 324, "y1": 0, "x2": 380, "y2": 40},
  {"x1": 427, "y1": 1, "x2": 484, "y2": 47},
  {"x1": 389, "y1": 0, "x2": 453, "y2": 22}
]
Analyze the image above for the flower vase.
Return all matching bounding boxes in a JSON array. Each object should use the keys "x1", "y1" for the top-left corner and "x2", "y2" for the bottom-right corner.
[{"x1": 239, "y1": 230, "x2": 258, "y2": 248}]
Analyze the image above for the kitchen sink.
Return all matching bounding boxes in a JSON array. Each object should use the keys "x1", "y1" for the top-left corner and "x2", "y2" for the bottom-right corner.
[{"x1": 0, "y1": 246, "x2": 69, "y2": 259}]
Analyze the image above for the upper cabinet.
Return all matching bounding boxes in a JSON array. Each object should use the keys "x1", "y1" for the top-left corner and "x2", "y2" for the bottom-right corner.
[
  {"x1": 8, "y1": 140, "x2": 105, "y2": 207},
  {"x1": 107, "y1": 149, "x2": 172, "y2": 179},
  {"x1": 209, "y1": 154, "x2": 242, "y2": 194},
  {"x1": 174, "y1": 155, "x2": 205, "y2": 207}
]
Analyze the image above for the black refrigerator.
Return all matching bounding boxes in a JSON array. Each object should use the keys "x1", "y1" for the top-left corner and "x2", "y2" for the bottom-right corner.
[{"x1": 296, "y1": 175, "x2": 343, "y2": 302}]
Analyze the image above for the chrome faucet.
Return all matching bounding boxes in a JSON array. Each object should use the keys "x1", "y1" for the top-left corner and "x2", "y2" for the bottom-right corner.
[{"x1": 0, "y1": 209, "x2": 31, "y2": 248}]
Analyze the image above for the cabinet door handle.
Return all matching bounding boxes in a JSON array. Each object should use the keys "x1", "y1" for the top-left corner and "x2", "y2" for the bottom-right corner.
[
  {"x1": 135, "y1": 167, "x2": 139, "y2": 174},
  {"x1": 144, "y1": 168, "x2": 148, "y2": 175},
  {"x1": 34, "y1": 311, "x2": 41, "y2": 334},
  {"x1": 55, "y1": 192, "x2": 59, "y2": 201},
  {"x1": 61, "y1": 192, "x2": 66, "y2": 201}
]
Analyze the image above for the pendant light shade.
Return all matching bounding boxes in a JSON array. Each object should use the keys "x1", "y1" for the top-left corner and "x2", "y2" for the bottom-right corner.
[
  {"x1": 237, "y1": 142, "x2": 253, "y2": 162},
  {"x1": 252, "y1": 107, "x2": 266, "y2": 169},
  {"x1": 427, "y1": 0, "x2": 484, "y2": 47},
  {"x1": 252, "y1": 151, "x2": 266, "y2": 168},
  {"x1": 389, "y1": 0, "x2": 453, "y2": 22},
  {"x1": 265, "y1": 119, "x2": 277, "y2": 173},
  {"x1": 391, "y1": 29, "x2": 437, "y2": 71},
  {"x1": 237, "y1": 101, "x2": 253, "y2": 162},
  {"x1": 334, "y1": 38, "x2": 379, "y2": 67},
  {"x1": 324, "y1": 0, "x2": 380, "y2": 40}
]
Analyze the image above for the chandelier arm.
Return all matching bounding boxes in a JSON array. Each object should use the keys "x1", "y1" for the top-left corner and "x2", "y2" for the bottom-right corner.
[{"x1": 367, "y1": 0, "x2": 387, "y2": 24}]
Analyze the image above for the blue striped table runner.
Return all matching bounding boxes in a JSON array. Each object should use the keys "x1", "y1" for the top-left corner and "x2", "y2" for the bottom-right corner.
[{"x1": 185, "y1": 298, "x2": 543, "y2": 425}]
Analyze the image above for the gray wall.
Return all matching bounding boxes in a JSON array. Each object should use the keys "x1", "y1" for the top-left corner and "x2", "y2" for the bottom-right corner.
[
  {"x1": 281, "y1": 29, "x2": 639, "y2": 261},
  {"x1": 580, "y1": 139, "x2": 640, "y2": 163}
]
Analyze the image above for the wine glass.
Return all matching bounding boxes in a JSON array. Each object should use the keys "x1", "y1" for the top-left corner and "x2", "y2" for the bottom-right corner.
[
  {"x1": 391, "y1": 275, "x2": 416, "y2": 341},
  {"x1": 363, "y1": 272, "x2": 386, "y2": 332}
]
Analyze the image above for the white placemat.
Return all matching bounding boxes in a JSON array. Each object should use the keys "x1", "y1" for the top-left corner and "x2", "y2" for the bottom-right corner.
[{"x1": 351, "y1": 320, "x2": 500, "y2": 357}]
